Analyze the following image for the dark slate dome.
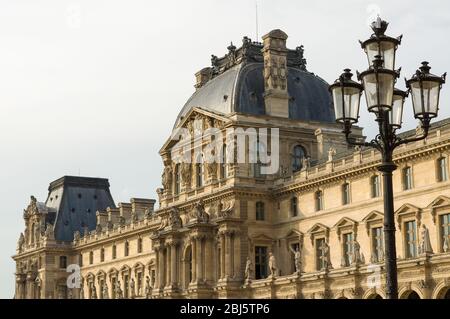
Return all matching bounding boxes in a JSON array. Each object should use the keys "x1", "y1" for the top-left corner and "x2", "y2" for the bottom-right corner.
[{"x1": 174, "y1": 37, "x2": 334, "y2": 128}]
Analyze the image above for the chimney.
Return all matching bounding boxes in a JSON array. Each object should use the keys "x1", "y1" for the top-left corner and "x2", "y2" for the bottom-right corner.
[
  {"x1": 195, "y1": 67, "x2": 212, "y2": 89},
  {"x1": 262, "y1": 29, "x2": 289, "y2": 118}
]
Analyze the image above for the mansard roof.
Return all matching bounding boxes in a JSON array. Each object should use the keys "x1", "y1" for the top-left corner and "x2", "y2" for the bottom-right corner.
[
  {"x1": 174, "y1": 35, "x2": 334, "y2": 129},
  {"x1": 45, "y1": 176, "x2": 116, "y2": 242}
]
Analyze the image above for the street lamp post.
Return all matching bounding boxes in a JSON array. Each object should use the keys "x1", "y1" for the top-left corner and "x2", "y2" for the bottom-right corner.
[{"x1": 330, "y1": 17, "x2": 446, "y2": 299}]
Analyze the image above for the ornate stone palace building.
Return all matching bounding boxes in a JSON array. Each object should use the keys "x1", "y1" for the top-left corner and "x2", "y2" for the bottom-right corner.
[{"x1": 12, "y1": 29, "x2": 450, "y2": 299}]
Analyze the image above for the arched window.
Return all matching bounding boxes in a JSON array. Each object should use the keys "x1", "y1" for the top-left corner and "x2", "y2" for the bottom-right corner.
[
  {"x1": 292, "y1": 145, "x2": 306, "y2": 172},
  {"x1": 371, "y1": 175, "x2": 380, "y2": 198},
  {"x1": 291, "y1": 197, "x2": 298, "y2": 217},
  {"x1": 315, "y1": 191, "x2": 323, "y2": 212},
  {"x1": 437, "y1": 157, "x2": 448, "y2": 182},
  {"x1": 174, "y1": 164, "x2": 181, "y2": 195},
  {"x1": 256, "y1": 201, "x2": 265, "y2": 221}
]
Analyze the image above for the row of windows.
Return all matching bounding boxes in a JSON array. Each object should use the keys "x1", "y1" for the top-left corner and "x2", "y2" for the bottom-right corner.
[
  {"x1": 81, "y1": 238, "x2": 143, "y2": 266},
  {"x1": 253, "y1": 214, "x2": 450, "y2": 277}
]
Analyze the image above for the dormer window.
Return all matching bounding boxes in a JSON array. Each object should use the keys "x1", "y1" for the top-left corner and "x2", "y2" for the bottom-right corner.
[{"x1": 292, "y1": 145, "x2": 306, "y2": 172}]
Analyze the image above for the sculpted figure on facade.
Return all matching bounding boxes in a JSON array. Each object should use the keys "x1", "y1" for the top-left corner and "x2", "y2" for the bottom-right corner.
[
  {"x1": 217, "y1": 199, "x2": 234, "y2": 218},
  {"x1": 168, "y1": 207, "x2": 182, "y2": 229},
  {"x1": 90, "y1": 282, "x2": 97, "y2": 299},
  {"x1": 319, "y1": 240, "x2": 332, "y2": 270},
  {"x1": 130, "y1": 278, "x2": 136, "y2": 298},
  {"x1": 180, "y1": 162, "x2": 191, "y2": 187},
  {"x1": 17, "y1": 233, "x2": 25, "y2": 252},
  {"x1": 102, "y1": 283, "x2": 109, "y2": 299},
  {"x1": 79, "y1": 277, "x2": 84, "y2": 299},
  {"x1": 145, "y1": 276, "x2": 152, "y2": 298},
  {"x1": 420, "y1": 224, "x2": 434, "y2": 254},
  {"x1": 289, "y1": 245, "x2": 302, "y2": 274},
  {"x1": 190, "y1": 200, "x2": 210, "y2": 223},
  {"x1": 351, "y1": 240, "x2": 363, "y2": 265},
  {"x1": 115, "y1": 280, "x2": 123, "y2": 299},
  {"x1": 161, "y1": 165, "x2": 173, "y2": 191},
  {"x1": 328, "y1": 147, "x2": 336, "y2": 162},
  {"x1": 268, "y1": 252, "x2": 277, "y2": 277},
  {"x1": 43, "y1": 223, "x2": 54, "y2": 240},
  {"x1": 244, "y1": 256, "x2": 253, "y2": 281}
]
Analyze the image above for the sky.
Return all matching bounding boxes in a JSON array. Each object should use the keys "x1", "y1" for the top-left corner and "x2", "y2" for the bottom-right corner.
[{"x1": 0, "y1": 0, "x2": 449, "y2": 298}]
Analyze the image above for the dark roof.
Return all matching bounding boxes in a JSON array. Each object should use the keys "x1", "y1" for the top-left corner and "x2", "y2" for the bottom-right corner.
[
  {"x1": 174, "y1": 37, "x2": 334, "y2": 128},
  {"x1": 45, "y1": 176, "x2": 116, "y2": 241}
]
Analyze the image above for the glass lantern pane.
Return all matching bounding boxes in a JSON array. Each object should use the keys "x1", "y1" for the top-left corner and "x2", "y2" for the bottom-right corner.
[
  {"x1": 363, "y1": 73, "x2": 394, "y2": 112},
  {"x1": 389, "y1": 95, "x2": 404, "y2": 127},
  {"x1": 410, "y1": 81, "x2": 440, "y2": 118},
  {"x1": 365, "y1": 41, "x2": 396, "y2": 70},
  {"x1": 332, "y1": 87, "x2": 344, "y2": 121}
]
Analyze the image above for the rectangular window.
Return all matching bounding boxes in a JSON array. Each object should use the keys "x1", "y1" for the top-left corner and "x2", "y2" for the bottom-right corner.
[
  {"x1": 100, "y1": 248, "x2": 105, "y2": 262},
  {"x1": 291, "y1": 197, "x2": 298, "y2": 217},
  {"x1": 405, "y1": 220, "x2": 417, "y2": 258},
  {"x1": 112, "y1": 245, "x2": 117, "y2": 259},
  {"x1": 315, "y1": 191, "x2": 323, "y2": 212},
  {"x1": 59, "y1": 256, "x2": 67, "y2": 269},
  {"x1": 440, "y1": 213, "x2": 450, "y2": 252},
  {"x1": 371, "y1": 176, "x2": 380, "y2": 198},
  {"x1": 89, "y1": 251, "x2": 93, "y2": 265},
  {"x1": 175, "y1": 164, "x2": 180, "y2": 195},
  {"x1": 403, "y1": 167, "x2": 413, "y2": 190},
  {"x1": 437, "y1": 158, "x2": 448, "y2": 182},
  {"x1": 343, "y1": 233, "x2": 354, "y2": 267},
  {"x1": 316, "y1": 238, "x2": 326, "y2": 271},
  {"x1": 220, "y1": 144, "x2": 227, "y2": 179},
  {"x1": 196, "y1": 164, "x2": 203, "y2": 187},
  {"x1": 254, "y1": 246, "x2": 268, "y2": 279},
  {"x1": 342, "y1": 183, "x2": 350, "y2": 205},
  {"x1": 372, "y1": 227, "x2": 384, "y2": 262},
  {"x1": 255, "y1": 202, "x2": 265, "y2": 221},
  {"x1": 79, "y1": 254, "x2": 83, "y2": 267},
  {"x1": 138, "y1": 238, "x2": 143, "y2": 254}
]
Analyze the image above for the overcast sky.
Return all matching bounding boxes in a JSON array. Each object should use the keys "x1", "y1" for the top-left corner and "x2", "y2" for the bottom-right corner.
[{"x1": 0, "y1": 0, "x2": 449, "y2": 298}]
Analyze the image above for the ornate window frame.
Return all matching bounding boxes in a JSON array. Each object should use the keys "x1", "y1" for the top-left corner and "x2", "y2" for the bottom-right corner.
[
  {"x1": 307, "y1": 223, "x2": 330, "y2": 271},
  {"x1": 435, "y1": 153, "x2": 449, "y2": 183},
  {"x1": 427, "y1": 196, "x2": 450, "y2": 253},
  {"x1": 333, "y1": 217, "x2": 358, "y2": 267},
  {"x1": 395, "y1": 203, "x2": 421, "y2": 259},
  {"x1": 362, "y1": 210, "x2": 384, "y2": 263}
]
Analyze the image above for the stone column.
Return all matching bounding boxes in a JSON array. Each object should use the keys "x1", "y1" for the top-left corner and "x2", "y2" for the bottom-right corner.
[
  {"x1": 166, "y1": 245, "x2": 171, "y2": 288},
  {"x1": 220, "y1": 233, "x2": 226, "y2": 280},
  {"x1": 170, "y1": 243, "x2": 178, "y2": 286},
  {"x1": 191, "y1": 237, "x2": 197, "y2": 283},
  {"x1": 225, "y1": 231, "x2": 233, "y2": 279},
  {"x1": 159, "y1": 247, "x2": 165, "y2": 288},
  {"x1": 26, "y1": 272, "x2": 35, "y2": 299},
  {"x1": 15, "y1": 274, "x2": 26, "y2": 299},
  {"x1": 196, "y1": 236, "x2": 203, "y2": 282},
  {"x1": 204, "y1": 236, "x2": 213, "y2": 282}
]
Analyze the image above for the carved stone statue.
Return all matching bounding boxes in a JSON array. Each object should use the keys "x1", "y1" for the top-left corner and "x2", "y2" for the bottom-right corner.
[
  {"x1": 79, "y1": 277, "x2": 84, "y2": 299},
  {"x1": 67, "y1": 288, "x2": 73, "y2": 299},
  {"x1": 190, "y1": 200, "x2": 210, "y2": 223},
  {"x1": 180, "y1": 162, "x2": 191, "y2": 187},
  {"x1": 145, "y1": 276, "x2": 152, "y2": 298},
  {"x1": 302, "y1": 156, "x2": 311, "y2": 171},
  {"x1": 73, "y1": 230, "x2": 81, "y2": 241},
  {"x1": 351, "y1": 240, "x2": 362, "y2": 265},
  {"x1": 168, "y1": 208, "x2": 182, "y2": 229},
  {"x1": 328, "y1": 147, "x2": 336, "y2": 162},
  {"x1": 244, "y1": 256, "x2": 253, "y2": 280},
  {"x1": 130, "y1": 278, "x2": 136, "y2": 298},
  {"x1": 217, "y1": 199, "x2": 234, "y2": 218},
  {"x1": 44, "y1": 223, "x2": 54, "y2": 240},
  {"x1": 206, "y1": 162, "x2": 217, "y2": 181},
  {"x1": 268, "y1": 252, "x2": 277, "y2": 278},
  {"x1": 289, "y1": 245, "x2": 302, "y2": 274},
  {"x1": 90, "y1": 282, "x2": 97, "y2": 299},
  {"x1": 102, "y1": 283, "x2": 109, "y2": 299},
  {"x1": 319, "y1": 240, "x2": 332, "y2": 270},
  {"x1": 17, "y1": 233, "x2": 25, "y2": 252},
  {"x1": 161, "y1": 165, "x2": 173, "y2": 190},
  {"x1": 420, "y1": 224, "x2": 433, "y2": 254},
  {"x1": 115, "y1": 280, "x2": 123, "y2": 299},
  {"x1": 444, "y1": 236, "x2": 450, "y2": 253}
]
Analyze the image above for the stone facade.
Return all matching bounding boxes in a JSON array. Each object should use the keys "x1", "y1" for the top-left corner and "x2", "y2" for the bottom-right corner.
[{"x1": 12, "y1": 29, "x2": 450, "y2": 299}]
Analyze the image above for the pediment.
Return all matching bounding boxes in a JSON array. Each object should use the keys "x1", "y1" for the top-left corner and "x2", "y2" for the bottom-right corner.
[
  {"x1": 249, "y1": 233, "x2": 274, "y2": 242},
  {"x1": 427, "y1": 196, "x2": 450, "y2": 210},
  {"x1": 362, "y1": 211, "x2": 383, "y2": 223},
  {"x1": 333, "y1": 217, "x2": 357, "y2": 229},
  {"x1": 307, "y1": 223, "x2": 329, "y2": 235},
  {"x1": 395, "y1": 203, "x2": 421, "y2": 216},
  {"x1": 160, "y1": 107, "x2": 229, "y2": 154}
]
